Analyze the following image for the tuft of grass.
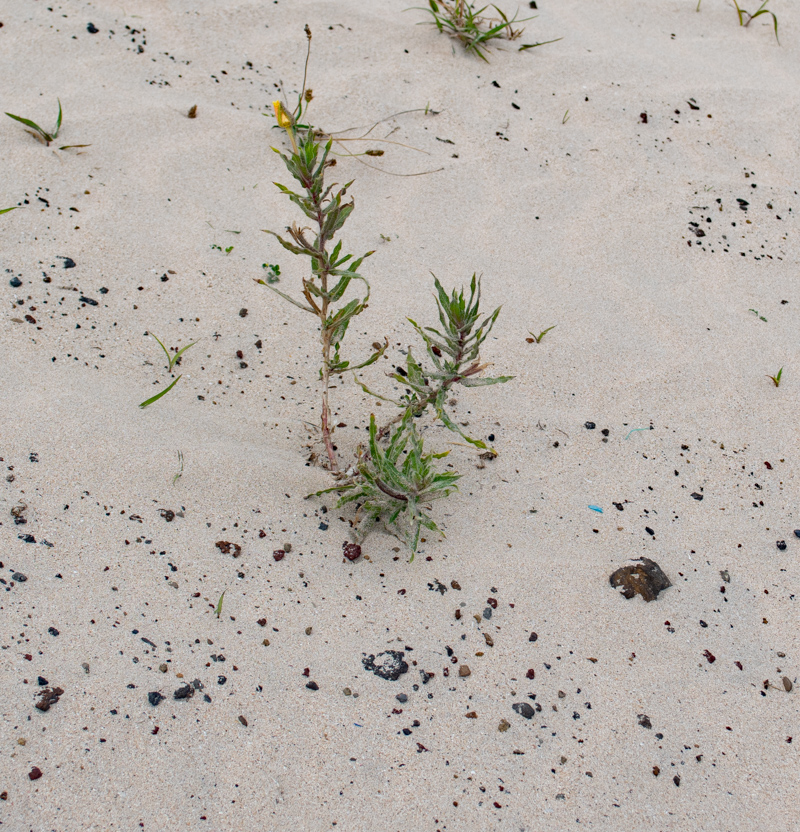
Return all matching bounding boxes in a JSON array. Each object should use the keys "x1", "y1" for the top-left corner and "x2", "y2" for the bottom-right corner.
[
  {"x1": 697, "y1": 0, "x2": 779, "y2": 43},
  {"x1": 139, "y1": 333, "x2": 197, "y2": 408},
  {"x1": 749, "y1": 308, "x2": 767, "y2": 322},
  {"x1": 411, "y1": 0, "x2": 561, "y2": 61},
  {"x1": 767, "y1": 367, "x2": 783, "y2": 387},
  {"x1": 526, "y1": 324, "x2": 556, "y2": 343},
  {"x1": 562, "y1": 109, "x2": 570, "y2": 124},
  {"x1": 5, "y1": 99, "x2": 90, "y2": 149}
]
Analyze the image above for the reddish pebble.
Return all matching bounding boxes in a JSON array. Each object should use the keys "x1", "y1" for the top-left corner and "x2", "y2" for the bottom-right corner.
[
  {"x1": 526, "y1": 668, "x2": 536, "y2": 680},
  {"x1": 273, "y1": 550, "x2": 285, "y2": 562},
  {"x1": 734, "y1": 661, "x2": 743, "y2": 670},
  {"x1": 342, "y1": 542, "x2": 362, "y2": 561},
  {"x1": 257, "y1": 618, "x2": 267, "y2": 627},
  {"x1": 302, "y1": 667, "x2": 310, "y2": 677},
  {"x1": 493, "y1": 802, "x2": 502, "y2": 809},
  {"x1": 486, "y1": 598, "x2": 498, "y2": 609},
  {"x1": 28, "y1": 767, "x2": 42, "y2": 781},
  {"x1": 703, "y1": 650, "x2": 716, "y2": 663},
  {"x1": 151, "y1": 727, "x2": 159, "y2": 735},
  {"x1": 258, "y1": 530, "x2": 266, "y2": 538},
  {"x1": 765, "y1": 461, "x2": 773, "y2": 469}
]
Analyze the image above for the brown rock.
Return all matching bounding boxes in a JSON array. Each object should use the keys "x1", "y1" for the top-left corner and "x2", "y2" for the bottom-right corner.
[
  {"x1": 459, "y1": 665, "x2": 471, "y2": 677},
  {"x1": 609, "y1": 558, "x2": 671, "y2": 602}
]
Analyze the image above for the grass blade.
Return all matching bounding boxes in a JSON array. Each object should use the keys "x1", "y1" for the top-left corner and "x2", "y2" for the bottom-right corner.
[
  {"x1": 149, "y1": 332, "x2": 172, "y2": 366},
  {"x1": 0, "y1": 206, "x2": 18, "y2": 215},
  {"x1": 53, "y1": 98, "x2": 62, "y2": 139},
  {"x1": 5, "y1": 112, "x2": 52, "y2": 144},
  {"x1": 170, "y1": 340, "x2": 198, "y2": 371},
  {"x1": 139, "y1": 375, "x2": 182, "y2": 408}
]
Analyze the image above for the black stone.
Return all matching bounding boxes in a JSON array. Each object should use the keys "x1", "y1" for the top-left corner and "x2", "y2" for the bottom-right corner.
[
  {"x1": 396, "y1": 693, "x2": 408, "y2": 703},
  {"x1": 87, "y1": 22, "x2": 99, "y2": 33},
  {"x1": 610, "y1": 558, "x2": 672, "y2": 602},
  {"x1": 48, "y1": 627, "x2": 59, "y2": 636},
  {"x1": 777, "y1": 540, "x2": 787, "y2": 551},
  {"x1": 584, "y1": 421, "x2": 596, "y2": 430},
  {"x1": 362, "y1": 650, "x2": 409, "y2": 681},
  {"x1": 512, "y1": 702, "x2": 535, "y2": 719},
  {"x1": 305, "y1": 681, "x2": 319, "y2": 690},
  {"x1": 12, "y1": 572, "x2": 27, "y2": 582},
  {"x1": 9, "y1": 277, "x2": 22, "y2": 288},
  {"x1": 148, "y1": 691, "x2": 164, "y2": 706},
  {"x1": 37, "y1": 676, "x2": 48, "y2": 686},
  {"x1": 173, "y1": 685, "x2": 193, "y2": 700},
  {"x1": 638, "y1": 714, "x2": 652, "y2": 729}
]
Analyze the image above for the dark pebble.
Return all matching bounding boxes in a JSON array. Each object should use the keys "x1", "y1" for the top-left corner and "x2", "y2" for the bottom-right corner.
[
  {"x1": 526, "y1": 668, "x2": 535, "y2": 680},
  {"x1": 238, "y1": 308, "x2": 248, "y2": 318},
  {"x1": 87, "y1": 22, "x2": 99, "y2": 33},
  {"x1": 203, "y1": 694, "x2": 212, "y2": 703},
  {"x1": 396, "y1": 693, "x2": 408, "y2": 703},
  {"x1": 37, "y1": 676, "x2": 48, "y2": 686},
  {"x1": 12, "y1": 572, "x2": 27, "y2": 582},
  {"x1": 584, "y1": 422, "x2": 596, "y2": 430},
  {"x1": 9, "y1": 277, "x2": 22, "y2": 288},
  {"x1": 512, "y1": 702, "x2": 535, "y2": 719},
  {"x1": 795, "y1": 530, "x2": 800, "y2": 538},
  {"x1": 28, "y1": 767, "x2": 43, "y2": 781},
  {"x1": 306, "y1": 681, "x2": 319, "y2": 690},
  {"x1": 218, "y1": 676, "x2": 227, "y2": 685},
  {"x1": 482, "y1": 607, "x2": 492, "y2": 620},
  {"x1": 47, "y1": 627, "x2": 59, "y2": 637},
  {"x1": 601, "y1": 428, "x2": 609, "y2": 436},
  {"x1": 638, "y1": 714, "x2": 652, "y2": 729},
  {"x1": 777, "y1": 540, "x2": 787, "y2": 551},
  {"x1": 78, "y1": 296, "x2": 98, "y2": 306},
  {"x1": 173, "y1": 685, "x2": 193, "y2": 700},
  {"x1": 59, "y1": 257, "x2": 76, "y2": 269},
  {"x1": 273, "y1": 549, "x2": 285, "y2": 562},
  {"x1": 147, "y1": 691, "x2": 164, "y2": 706},
  {"x1": 318, "y1": 522, "x2": 328, "y2": 531},
  {"x1": 529, "y1": 631, "x2": 538, "y2": 642},
  {"x1": 238, "y1": 715, "x2": 248, "y2": 726}
]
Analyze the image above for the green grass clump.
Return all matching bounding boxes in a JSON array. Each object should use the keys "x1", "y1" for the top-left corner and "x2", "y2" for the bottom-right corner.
[
  {"x1": 697, "y1": 0, "x2": 779, "y2": 43},
  {"x1": 5, "y1": 99, "x2": 90, "y2": 148},
  {"x1": 767, "y1": 367, "x2": 783, "y2": 387},
  {"x1": 139, "y1": 333, "x2": 197, "y2": 408},
  {"x1": 412, "y1": 0, "x2": 561, "y2": 61}
]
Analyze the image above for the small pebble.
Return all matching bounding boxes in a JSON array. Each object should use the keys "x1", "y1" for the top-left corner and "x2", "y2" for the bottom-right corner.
[
  {"x1": 483, "y1": 633, "x2": 494, "y2": 647},
  {"x1": 147, "y1": 691, "x2": 164, "y2": 707},
  {"x1": 794, "y1": 530, "x2": 800, "y2": 539},
  {"x1": 37, "y1": 676, "x2": 48, "y2": 686},
  {"x1": 305, "y1": 626, "x2": 313, "y2": 635},
  {"x1": 783, "y1": 677, "x2": 793, "y2": 692},
  {"x1": 498, "y1": 719, "x2": 511, "y2": 732},
  {"x1": 81, "y1": 662, "x2": 90, "y2": 674},
  {"x1": 11, "y1": 572, "x2": 27, "y2": 583},
  {"x1": 306, "y1": 681, "x2": 319, "y2": 691},
  {"x1": 343, "y1": 687, "x2": 352, "y2": 696},
  {"x1": 173, "y1": 685, "x2": 193, "y2": 700},
  {"x1": 273, "y1": 550, "x2": 285, "y2": 562},
  {"x1": 529, "y1": 632, "x2": 538, "y2": 642},
  {"x1": 396, "y1": 693, "x2": 408, "y2": 703},
  {"x1": 459, "y1": 665, "x2": 471, "y2": 677},
  {"x1": 238, "y1": 715, "x2": 248, "y2": 726},
  {"x1": 483, "y1": 607, "x2": 493, "y2": 620},
  {"x1": 777, "y1": 540, "x2": 787, "y2": 551},
  {"x1": 584, "y1": 422, "x2": 596, "y2": 430},
  {"x1": 450, "y1": 580, "x2": 461, "y2": 590},
  {"x1": 512, "y1": 702, "x2": 535, "y2": 719},
  {"x1": 526, "y1": 669, "x2": 536, "y2": 680},
  {"x1": 159, "y1": 664, "x2": 168, "y2": 673},
  {"x1": 28, "y1": 767, "x2": 43, "y2": 781}
]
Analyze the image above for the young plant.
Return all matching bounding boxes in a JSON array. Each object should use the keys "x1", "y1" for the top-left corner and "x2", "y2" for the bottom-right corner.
[
  {"x1": 0, "y1": 206, "x2": 18, "y2": 216},
  {"x1": 412, "y1": 0, "x2": 561, "y2": 61},
  {"x1": 5, "y1": 99, "x2": 89, "y2": 149},
  {"x1": 264, "y1": 34, "x2": 511, "y2": 556},
  {"x1": 767, "y1": 367, "x2": 783, "y2": 387},
  {"x1": 260, "y1": 97, "x2": 386, "y2": 471},
  {"x1": 526, "y1": 324, "x2": 556, "y2": 343},
  {"x1": 214, "y1": 590, "x2": 225, "y2": 618},
  {"x1": 139, "y1": 333, "x2": 197, "y2": 408},
  {"x1": 696, "y1": 0, "x2": 779, "y2": 43}
]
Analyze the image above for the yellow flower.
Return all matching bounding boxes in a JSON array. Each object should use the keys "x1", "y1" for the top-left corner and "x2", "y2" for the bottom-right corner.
[{"x1": 272, "y1": 100, "x2": 292, "y2": 130}]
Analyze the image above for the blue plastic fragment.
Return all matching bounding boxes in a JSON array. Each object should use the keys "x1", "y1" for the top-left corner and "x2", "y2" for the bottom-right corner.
[{"x1": 588, "y1": 505, "x2": 603, "y2": 513}]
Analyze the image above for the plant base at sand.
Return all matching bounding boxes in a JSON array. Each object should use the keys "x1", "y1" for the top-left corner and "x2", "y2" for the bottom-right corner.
[{"x1": 5, "y1": 99, "x2": 90, "y2": 149}]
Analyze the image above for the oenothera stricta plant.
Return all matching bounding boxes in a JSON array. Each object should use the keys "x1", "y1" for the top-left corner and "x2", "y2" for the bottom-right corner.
[{"x1": 261, "y1": 30, "x2": 511, "y2": 556}]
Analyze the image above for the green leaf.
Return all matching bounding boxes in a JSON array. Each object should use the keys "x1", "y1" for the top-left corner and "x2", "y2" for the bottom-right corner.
[
  {"x1": 171, "y1": 340, "x2": 198, "y2": 371},
  {"x1": 5, "y1": 112, "x2": 52, "y2": 144},
  {"x1": 53, "y1": 98, "x2": 62, "y2": 139},
  {"x1": 459, "y1": 374, "x2": 513, "y2": 387},
  {"x1": 0, "y1": 206, "x2": 18, "y2": 215},
  {"x1": 257, "y1": 279, "x2": 316, "y2": 314},
  {"x1": 139, "y1": 375, "x2": 182, "y2": 408}
]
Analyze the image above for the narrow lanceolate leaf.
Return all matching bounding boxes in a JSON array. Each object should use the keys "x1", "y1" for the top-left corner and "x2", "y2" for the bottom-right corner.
[
  {"x1": 170, "y1": 340, "x2": 198, "y2": 371},
  {"x1": 149, "y1": 332, "x2": 172, "y2": 366},
  {"x1": 53, "y1": 99, "x2": 63, "y2": 138},
  {"x1": 256, "y1": 279, "x2": 316, "y2": 314},
  {"x1": 459, "y1": 374, "x2": 513, "y2": 387},
  {"x1": 0, "y1": 206, "x2": 18, "y2": 215},
  {"x1": 5, "y1": 113, "x2": 52, "y2": 144},
  {"x1": 139, "y1": 375, "x2": 182, "y2": 408}
]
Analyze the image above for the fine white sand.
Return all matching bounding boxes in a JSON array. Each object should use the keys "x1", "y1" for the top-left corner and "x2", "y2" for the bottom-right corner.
[{"x1": 2, "y1": 0, "x2": 799, "y2": 829}]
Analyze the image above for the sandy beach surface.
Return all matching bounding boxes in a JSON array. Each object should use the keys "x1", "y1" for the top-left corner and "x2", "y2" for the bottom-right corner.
[{"x1": 2, "y1": 0, "x2": 799, "y2": 829}]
